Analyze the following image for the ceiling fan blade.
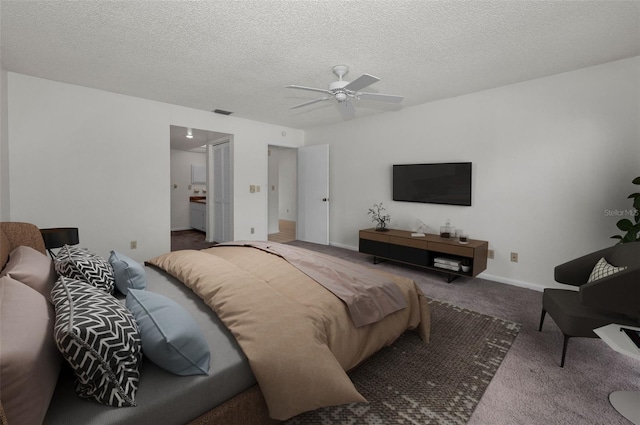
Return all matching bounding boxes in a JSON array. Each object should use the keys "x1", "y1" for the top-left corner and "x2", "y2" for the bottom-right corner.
[
  {"x1": 285, "y1": 85, "x2": 331, "y2": 94},
  {"x1": 290, "y1": 97, "x2": 331, "y2": 109},
  {"x1": 337, "y1": 100, "x2": 356, "y2": 119},
  {"x1": 357, "y1": 92, "x2": 404, "y2": 103},
  {"x1": 344, "y1": 74, "x2": 379, "y2": 92}
]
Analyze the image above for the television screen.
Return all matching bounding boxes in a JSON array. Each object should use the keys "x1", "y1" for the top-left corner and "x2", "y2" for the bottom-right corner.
[{"x1": 393, "y1": 162, "x2": 472, "y2": 206}]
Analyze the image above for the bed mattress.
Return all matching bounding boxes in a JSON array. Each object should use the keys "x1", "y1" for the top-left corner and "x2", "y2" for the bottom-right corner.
[{"x1": 43, "y1": 266, "x2": 255, "y2": 425}]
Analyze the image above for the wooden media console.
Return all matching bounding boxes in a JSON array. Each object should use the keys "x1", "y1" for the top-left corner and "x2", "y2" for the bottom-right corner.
[{"x1": 359, "y1": 228, "x2": 489, "y2": 282}]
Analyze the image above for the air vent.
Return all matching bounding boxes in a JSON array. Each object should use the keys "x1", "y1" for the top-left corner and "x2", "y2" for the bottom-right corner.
[{"x1": 213, "y1": 109, "x2": 233, "y2": 115}]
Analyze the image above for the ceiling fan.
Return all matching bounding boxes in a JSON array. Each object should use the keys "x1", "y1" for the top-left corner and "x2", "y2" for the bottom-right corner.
[{"x1": 286, "y1": 65, "x2": 404, "y2": 118}]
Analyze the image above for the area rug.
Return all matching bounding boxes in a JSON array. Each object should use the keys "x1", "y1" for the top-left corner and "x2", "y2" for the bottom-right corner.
[{"x1": 286, "y1": 299, "x2": 521, "y2": 425}]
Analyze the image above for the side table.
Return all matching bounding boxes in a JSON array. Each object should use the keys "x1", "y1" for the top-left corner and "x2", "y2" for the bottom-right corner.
[
  {"x1": 594, "y1": 323, "x2": 640, "y2": 425},
  {"x1": 40, "y1": 227, "x2": 79, "y2": 258}
]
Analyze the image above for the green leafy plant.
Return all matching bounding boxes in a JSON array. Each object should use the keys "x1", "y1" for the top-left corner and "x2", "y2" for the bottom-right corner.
[
  {"x1": 611, "y1": 176, "x2": 640, "y2": 244},
  {"x1": 368, "y1": 202, "x2": 391, "y2": 231}
]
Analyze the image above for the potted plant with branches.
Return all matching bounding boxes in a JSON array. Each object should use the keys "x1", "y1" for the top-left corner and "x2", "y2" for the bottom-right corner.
[
  {"x1": 611, "y1": 176, "x2": 640, "y2": 244},
  {"x1": 368, "y1": 202, "x2": 391, "y2": 232}
]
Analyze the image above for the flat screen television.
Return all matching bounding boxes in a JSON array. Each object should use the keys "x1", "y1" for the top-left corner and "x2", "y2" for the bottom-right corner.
[{"x1": 393, "y1": 162, "x2": 472, "y2": 206}]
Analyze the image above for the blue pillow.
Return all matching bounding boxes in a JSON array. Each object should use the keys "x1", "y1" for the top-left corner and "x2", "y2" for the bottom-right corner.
[
  {"x1": 109, "y1": 251, "x2": 146, "y2": 295},
  {"x1": 125, "y1": 289, "x2": 210, "y2": 376}
]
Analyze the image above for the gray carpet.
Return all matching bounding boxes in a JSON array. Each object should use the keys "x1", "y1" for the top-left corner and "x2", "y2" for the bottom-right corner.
[
  {"x1": 288, "y1": 240, "x2": 640, "y2": 425},
  {"x1": 287, "y1": 300, "x2": 520, "y2": 424}
]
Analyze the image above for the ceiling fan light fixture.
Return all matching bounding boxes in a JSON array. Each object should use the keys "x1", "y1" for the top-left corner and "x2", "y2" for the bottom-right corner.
[{"x1": 285, "y1": 65, "x2": 403, "y2": 118}]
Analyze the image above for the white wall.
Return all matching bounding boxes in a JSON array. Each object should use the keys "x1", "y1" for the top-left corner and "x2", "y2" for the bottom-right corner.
[
  {"x1": 0, "y1": 68, "x2": 8, "y2": 221},
  {"x1": 306, "y1": 57, "x2": 640, "y2": 291},
  {"x1": 7, "y1": 73, "x2": 304, "y2": 262},
  {"x1": 170, "y1": 149, "x2": 206, "y2": 231}
]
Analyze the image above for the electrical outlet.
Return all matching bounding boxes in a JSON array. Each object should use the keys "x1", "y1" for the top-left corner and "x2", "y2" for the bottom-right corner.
[
  {"x1": 250, "y1": 185, "x2": 256, "y2": 193},
  {"x1": 488, "y1": 249, "x2": 494, "y2": 259},
  {"x1": 250, "y1": 227, "x2": 255, "y2": 234},
  {"x1": 130, "y1": 240, "x2": 137, "y2": 249},
  {"x1": 256, "y1": 185, "x2": 261, "y2": 192},
  {"x1": 510, "y1": 252, "x2": 518, "y2": 262}
]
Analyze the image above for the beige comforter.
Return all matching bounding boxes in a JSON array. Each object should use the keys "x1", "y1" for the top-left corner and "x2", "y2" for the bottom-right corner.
[
  {"x1": 217, "y1": 241, "x2": 409, "y2": 327},
  {"x1": 147, "y1": 244, "x2": 430, "y2": 420}
]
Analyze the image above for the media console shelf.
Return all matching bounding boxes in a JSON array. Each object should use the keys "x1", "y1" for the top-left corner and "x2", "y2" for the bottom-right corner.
[{"x1": 359, "y1": 228, "x2": 489, "y2": 282}]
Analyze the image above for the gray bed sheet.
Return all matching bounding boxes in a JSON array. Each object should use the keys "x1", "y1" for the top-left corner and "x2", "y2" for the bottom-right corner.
[{"x1": 43, "y1": 265, "x2": 256, "y2": 425}]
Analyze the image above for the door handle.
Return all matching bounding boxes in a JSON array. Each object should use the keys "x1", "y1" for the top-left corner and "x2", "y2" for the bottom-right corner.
[{"x1": 322, "y1": 198, "x2": 329, "y2": 202}]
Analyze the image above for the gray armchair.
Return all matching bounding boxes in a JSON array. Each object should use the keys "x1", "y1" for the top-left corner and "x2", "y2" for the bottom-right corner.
[{"x1": 538, "y1": 241, "x2": 640, "y2": 367}]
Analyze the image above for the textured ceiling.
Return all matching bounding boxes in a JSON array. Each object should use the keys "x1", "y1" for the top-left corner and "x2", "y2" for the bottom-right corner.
[{"x1": 1, "y1": 1, "x2": 639, "y2": 131}]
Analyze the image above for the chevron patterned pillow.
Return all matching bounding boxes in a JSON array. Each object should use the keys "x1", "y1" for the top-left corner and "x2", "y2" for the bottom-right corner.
[
  {"x1": 54, "y1": 245, "x2": 115, "y2": 294},
  {"x1": 51, "y1": 277, "x2": 142, "y2": 407}
]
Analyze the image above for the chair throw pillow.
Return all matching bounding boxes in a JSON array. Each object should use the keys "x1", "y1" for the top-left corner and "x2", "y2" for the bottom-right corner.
[
  {"x1": 54, "y1": 245, "x2": 115, "y2": 293},
  {"x1": 109, "y1": 251, "x2": 147, "y2": 295},
  {"x1": 126, "y1": 289, "x2": 210, "y2": 376},
  {"x1": 587, "y1": 257, "x2": 627, "y2": 283},
  {"x1": 51, "y1": 277, "x2": 142, "y2": 407}
]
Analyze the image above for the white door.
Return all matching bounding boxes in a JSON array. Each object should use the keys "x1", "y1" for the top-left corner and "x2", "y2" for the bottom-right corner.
[
  {"x1": 297, "y1": 144, "x2": 329, "y2": 245},
  {"x1": 210, "y1": 142, "x2": 232, "y2": 242}
]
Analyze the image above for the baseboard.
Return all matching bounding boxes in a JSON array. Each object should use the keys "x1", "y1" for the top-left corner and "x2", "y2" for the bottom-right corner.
[
  {"x1": 477, "y1": 273, "x2": 545, "y2": 292},
  {"x1": 171, "y1": 226, "x2": 193, "y2": 232},
  {"x1": 329, "y1": 241, "x2": 358, "y2": 251}
]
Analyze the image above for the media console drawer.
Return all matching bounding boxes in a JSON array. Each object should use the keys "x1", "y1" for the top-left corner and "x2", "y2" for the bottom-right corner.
[
  {"x1": 389, "y1": 235, "x2": 427, "y2": 250},
  {"x1": 358, "y1": 228, "x2": 489, "y2": 282},
  {"x1": 359, "y1": 231, "x2": 390, "y2": 243},
  {"x1": 428, "y1": 242, "x2": 473, "y2": 258}
]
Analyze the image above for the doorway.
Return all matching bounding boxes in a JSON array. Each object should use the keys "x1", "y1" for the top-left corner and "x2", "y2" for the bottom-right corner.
[
  {"x1": 267, "y1": 146, "x2": 297, "y2": 243},
  {"x1": 169, "y1": 125, "x2": 232, "y2": 245}
]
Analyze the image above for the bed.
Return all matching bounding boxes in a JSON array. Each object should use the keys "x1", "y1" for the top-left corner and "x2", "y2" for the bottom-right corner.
[{"x1": 0, "y1": 222, "x2": 430, "y2": 424}]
